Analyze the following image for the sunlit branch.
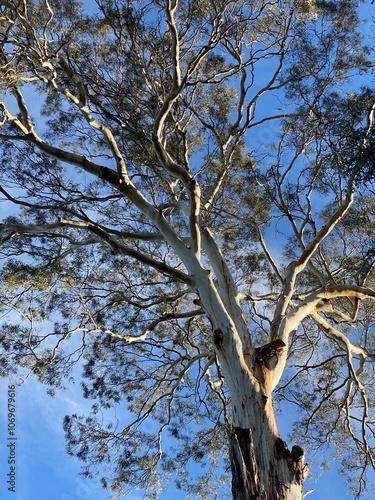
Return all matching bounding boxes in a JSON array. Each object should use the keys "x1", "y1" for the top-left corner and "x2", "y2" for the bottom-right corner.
[
  {"x1": 297, "y1": 179, "x2": 355, "y2": 270},
  {"x1": 279, "y1": 285, "x2": 375, "y2": 343},
  {"x1": 364, "y1": 98, "x2": 375, "y2": 139},
  {"x1": 0, "y1": 219, "x2": 194, "y2": 285},
  {"x1": 44, "y1": 58, "x2": 129, "y2": 183},
  {"x1": 254, "y1": 223, "x2": 284, "y2": 285},
  {"x1": 273, "y1": 177, "x2": 356, "y2": 333},
  {"x1": 238, "y1": 292, "x2": 280, "y2": 302},
  {"x1": 306, "y1": 314, "x2": 373, "y2": 464},
  {"x1": 152, "y1": 0, "x2": 181, "y2": 139},
  {"x1": 271, "y1": 283, "x2": 375, "y2": 390},
  {"x1": 200, "y1": 226, "x2": 250, "y2": 345},
  {"x1": 0, "y1": 98, "x2": 199, "y2": 270},
  {"x1": 311, "y1": 312, "x2": 369, "y2": 361},
  {"x1": 123, "y1": 308, "x2": 205, "y2": 344}
]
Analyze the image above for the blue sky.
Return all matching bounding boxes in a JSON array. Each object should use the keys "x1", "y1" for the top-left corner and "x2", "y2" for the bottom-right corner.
[{"x1": 0, "y1": 1, "x2": 375, "y2": 499}]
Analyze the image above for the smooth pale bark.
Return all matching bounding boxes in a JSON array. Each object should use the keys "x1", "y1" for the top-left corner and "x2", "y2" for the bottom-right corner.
[
  {"x1": 225, "y1": 344, "x2": 306, "y2": 500},
  {"x1": 196, "y1": 271, "x2": 307, "y2": 500},
  {"x1": 225, "y1": 354, "x2": 307, "y2": 500}
]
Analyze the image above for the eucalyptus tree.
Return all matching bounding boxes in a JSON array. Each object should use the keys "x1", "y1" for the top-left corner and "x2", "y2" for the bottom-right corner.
[{"x1": 0, "y1": 0, "x2": 374, "y2": 499}]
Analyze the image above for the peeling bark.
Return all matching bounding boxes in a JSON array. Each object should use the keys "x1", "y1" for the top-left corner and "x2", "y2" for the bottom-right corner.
[
  {"x1": 212, "y1": 319, "x2": 305, "y2": 499},
  {"x1": 228, "y1": 426, "x2": 264, "y2": 500},
  {"x1": 228, "y1": 424, "x2": 307, "y2": 500}
]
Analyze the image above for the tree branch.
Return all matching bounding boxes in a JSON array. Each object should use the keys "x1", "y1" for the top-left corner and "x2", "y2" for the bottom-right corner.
[{"x1": 123, "y1": 308, "x2": 205, "y2": 344}]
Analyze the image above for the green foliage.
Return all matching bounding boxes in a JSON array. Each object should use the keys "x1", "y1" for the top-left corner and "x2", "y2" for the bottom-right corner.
[{"x1": 0, "y1": 0, "x2": 374, "y2": 498}]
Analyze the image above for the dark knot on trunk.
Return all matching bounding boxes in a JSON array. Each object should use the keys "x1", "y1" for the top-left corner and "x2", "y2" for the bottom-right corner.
[
  {"x1": 254, "y1": 339, "x2": 286, "y2": 365},
  {"x1": 213, "y1": 328, "x2": 223, "y2": 349}
]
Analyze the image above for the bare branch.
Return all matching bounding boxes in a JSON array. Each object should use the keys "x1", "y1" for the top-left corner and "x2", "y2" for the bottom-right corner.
[{"x1": 123, "y1": 308, "x2": 205, "y2": 344}]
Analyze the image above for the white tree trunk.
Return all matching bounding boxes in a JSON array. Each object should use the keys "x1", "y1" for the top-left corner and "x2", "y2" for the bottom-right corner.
[
  {"x1": 195, "y1": 272, "x2": 307, "y2": 500},
  {"x1": 227, "y1": 393, "x2": 307, "y2": 500},
  {"x1": 222, "y1": 343, "x2": 307, "y2": 500}
]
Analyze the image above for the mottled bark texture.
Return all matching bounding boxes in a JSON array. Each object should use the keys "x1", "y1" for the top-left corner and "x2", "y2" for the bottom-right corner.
[
  {"x1": 224, "y1": 338, "x2": 307, "y2": 500},
  {"x1": 228, "y1": 426, "x2": 307, "y2": 500}
]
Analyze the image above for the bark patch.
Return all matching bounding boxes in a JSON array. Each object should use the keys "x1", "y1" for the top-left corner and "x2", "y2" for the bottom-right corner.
[
  {"x1": 213, "y1": 328, "x2": 223, "y2": 349},
  {"x1": 99, "y1": 166, "x2": 120, "y2": 186},
  {"x1": 274, "y1": 438, "x2": 307, "y2": 483},
  {"x1": 228, "y1": 426, "x2": 263, "y2": 500},
  {"x1": 228, "y1": 428, "x2": 307, "y2": 499},
  {"x1": 254, "y1": 339, "x2": 285, "y2": 365}
]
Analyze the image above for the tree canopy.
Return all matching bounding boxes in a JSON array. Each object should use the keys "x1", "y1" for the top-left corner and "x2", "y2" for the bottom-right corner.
[{"x1": 0, "y1": 0, "x2": 375, "y2": 498}]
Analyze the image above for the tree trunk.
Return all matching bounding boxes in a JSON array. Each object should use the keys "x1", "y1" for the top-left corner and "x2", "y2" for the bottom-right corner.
[
  {"x1": 197, "y1": 275, "x2": 307, "y2": 499},
  {"x1": 226, "y1": 357, "x2": 307, "y2": 500},
  {"x1": 227, "y1": 424, "x2": 307, "y2": 500}
]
